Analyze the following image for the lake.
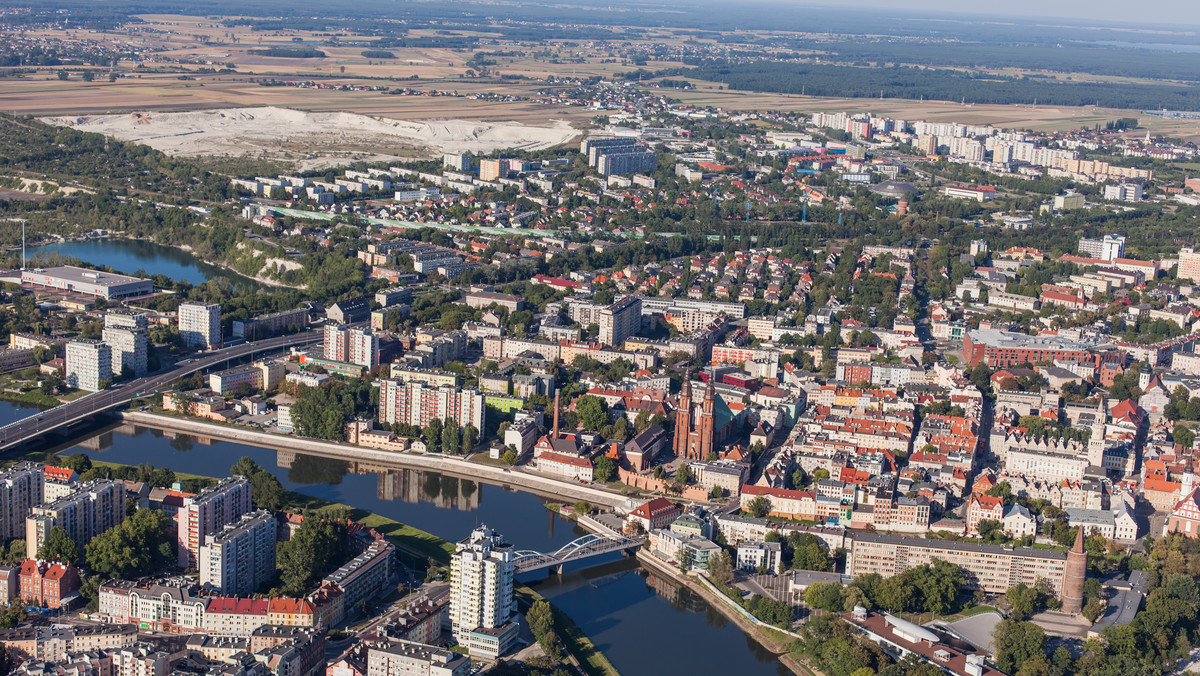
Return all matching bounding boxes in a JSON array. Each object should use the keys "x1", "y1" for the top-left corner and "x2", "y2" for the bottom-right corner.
[
  {"x1": 62, "y1": 422, "x2": 790, "y2": 676},
  {"x1": 30, "y1": 239, "x2": 257, "y2": 289}
]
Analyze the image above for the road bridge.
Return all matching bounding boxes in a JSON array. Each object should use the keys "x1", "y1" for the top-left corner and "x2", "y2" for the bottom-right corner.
[
  {"x1": 512, "y1": 533, "x2": 644, "y2": 575},
  {"x1": 0, "y1": 330, "x2": 322, "y2": 451}
]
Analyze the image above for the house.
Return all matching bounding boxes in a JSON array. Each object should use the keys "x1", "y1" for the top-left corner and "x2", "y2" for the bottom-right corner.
[
  {"x1": 627, "y1": 498, "x2": 682, "y2": 533},
  {"x1": 534, "y1": 452, "x2": 594, "y2": 482},
  {"x1": 965, "y1": 495, "x2": 1004, "y2": 535},
  {"x1": 19, "y1": 560, "x2": 80, "y2": 609},
  {"x1": 1167, "y1": 486, "x2": 1200, "y2": 537},
  {"x1": 1001, "y1": 504, "x2": 1037, "y2": 539}
]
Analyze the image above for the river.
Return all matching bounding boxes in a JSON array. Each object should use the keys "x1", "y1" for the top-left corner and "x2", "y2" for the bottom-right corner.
[
  {"x1": 0, "y1": 400, "x2": 44, "y2": 426},
  {"x1": 29, "y1": 239, "x2": 257, "y2": 290},
  {"x1": 60, "y1": 422, "x2": 790, "y2": 676}
]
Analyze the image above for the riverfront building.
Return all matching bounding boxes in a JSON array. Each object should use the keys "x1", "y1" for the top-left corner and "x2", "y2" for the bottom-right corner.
[
  {"x1": 178, "y1": 302, "x2": 222, "y2": 350},
  {"x1": 102, "y1": 310, "x2": 149, "y2": 377},
  {"x1": 25, "y1": 480, "x2": 127, "y2": 559},
  {"x1": 378, "y1": 380, "x2": 485, "y2": 432},
  {"x1": 0, "y1": 464, "x2": 43, "y2": 542},
  {"x1": 65, "y1": 340, "x2": 112, "y2": 392},
  {"x1": 449, "y1": 526, "x2": 517, "y2": 659}
]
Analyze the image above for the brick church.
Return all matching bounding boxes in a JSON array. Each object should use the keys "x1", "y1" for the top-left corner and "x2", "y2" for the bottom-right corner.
[{"x1": 673, "y1": 377, "x2": 737, "y2": 460}]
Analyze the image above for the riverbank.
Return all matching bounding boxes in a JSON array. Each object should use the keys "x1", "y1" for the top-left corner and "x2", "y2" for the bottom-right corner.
[
  {"x1": 86, "y1": 457, "x2": 455, "y2": 565},
  {"x1": 515, "y1": 584, "x2": 620, "y2": 676},
  {"x1": 119, "y1": 411, "x2": 629, "y2": 509}
]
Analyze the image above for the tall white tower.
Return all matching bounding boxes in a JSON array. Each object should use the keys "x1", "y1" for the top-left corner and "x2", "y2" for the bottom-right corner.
[{"x1": 449, "y1": 525, "x2": 516, "y2": 658}]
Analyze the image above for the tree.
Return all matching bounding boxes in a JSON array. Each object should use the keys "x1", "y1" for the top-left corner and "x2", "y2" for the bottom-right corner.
[
  {"x1": 57, "y1": 70, "x2": 69, "y2": 80},
  {"x1": 805, "y1": 582, "x2": 845, "y2": 611},
  {"x1": 710, "y1": 485, "x2": 724, "y2": 500},
  {"x1": 593, "y1": 455, "x2": 616, "y2": 483},
  {"x1": 1174, "y1": 424, "x2": 1195, "y2": 449},
  {"x1": 231, "y1": 457, "x2": 284, "y2": 511},
  {"x1": 746, "y1": 495, "x2": 771, "y2": 518},
  {"x1": 708, "y1": 550, "x2": 733, "y2": 588},
  {"x1": 526, "y1": 600, "x2": 554, "y2": 639},
  {"x1": 575, "y1": 395, "x2": 609, "y2": 431},
  {"x1": 462, "y1": 424, "x2": 479, "y2": 452},
  {"x1": 276, "y1": 516, "x2": 350, "y2": 596},
  {"x1": 37, "y1": 526, "x2": 80, "y2": 563},
  {"x1": 993, "y1": 619, "x2": 1046, "y2": 674},
  {"x1": 81, "y1": 70, "x2": 95, "y2": 82},
  {"x1": 442, "y1": 418, "x2": 461, "y2": 454},
  {"x1": 1007, "y1": 582, "x2": 1040, "y2": 620},
  {"x1": 85, "y1": 509, "x2": 174, "y2": 579},
  {"x1": 424, "y1": 418, "x2": 443, "y2": 453}
]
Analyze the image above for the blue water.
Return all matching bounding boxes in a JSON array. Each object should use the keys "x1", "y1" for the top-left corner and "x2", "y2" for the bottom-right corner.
[
  {"x1": 0, "y1": 400, "x2": 44, "y2": 426},
  {"x1": 29, "y1": 239, "x2": 255, "y2": 289},
  {"x1": 61, "y1": 423, "x2": 790, "y2": 675}
]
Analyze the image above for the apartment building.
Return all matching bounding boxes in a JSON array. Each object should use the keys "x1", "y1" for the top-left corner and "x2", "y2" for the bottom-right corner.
[
  {"x1": 200, "y1": 510, "x2": 277, "y2": 596},
  {"x1": 598, "y1": 296, "x2": 641, "y2": 347},
  {"x1": 0, "y1": 463, "x2": 43, "y2": 541},
  {"x1": 377, "y1": 380, "x2": 485, "y2": 432},
  {"x1": 847, "y1": 532, "x2": 1083, "y2": 602},
  {"x1": 367, "y1": 639, "x2": 470, "y2": 676},
  {"x1": 449, "y1": 526, "x2": 517, "y2": 659},
  {"x1": 177, "y1": 476, "x2": 254, "y2": 568},
  {"x1": 26, "y1": 479, "x2": 127, "y2": 559},
  {"x1": 208, "y1": 360, "x2": 285, "y2": 396},
  {"x1": 178, "y1": 302, "x2": 222, "y2": 350},
  {"x1": 324, "y1": 324, "x2": 380, "y2": 370},
  {"x1": 65, "y1": 340, "x2": 112, "y2": 392},
  {"x1": 102, "y1": 310, "x2": 149, "y2": 376}
]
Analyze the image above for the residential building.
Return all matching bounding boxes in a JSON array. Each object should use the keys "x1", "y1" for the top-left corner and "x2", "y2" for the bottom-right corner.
[
  {"x1": 200, "y1": 510, "x2": 277, "y2": 596},
  {"x1": 1180, "y1": 247, "x2": 1200, "y2": 284},
  {"x1": 366, "y1": 639, "x2": 470, "y2": 676},
  {"x1": 178, "y1": 302, "x2": 222, "y2": 349},
  {"x1": 324, "y1": 324, "x2": 380, "y2": 370},
  {"x1": 102, "y1": 311, "x2": 149, "y2": 376},
  {"x1": 26, "y1": 480, "x2": 126, "y2": 559},
  {"x1": 598, "y1": 297, "x2": 642, "y2": 347},
  {"x1": 377, "y1": 380, "x2": 485, "y2": 432},
  {"x1": 232, "y1": 307, "x2": 310, "y2": 341},
  {"x1": 449, "y1": 526, "x2": 517, "y2": 659},
  {"x1": 177, "y1": 476, "x2": 254, "y2": 568},
  {"x1": 65, "y1": 340, "x2": 111, "y2": 392},
  {"x1": 737, "y1": 541, "x2": 783, "y2": 574},
  {"x1": 0, "y1": 463, "x2": 43, "y2": 541},
  {"x1": 18, "y1": 560, "x2": 80, "y2": 609}
]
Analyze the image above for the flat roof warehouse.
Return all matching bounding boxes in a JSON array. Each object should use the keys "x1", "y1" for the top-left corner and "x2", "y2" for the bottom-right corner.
[{"x1": 20, "y1": 265, "x2": 153, "y2": 299}]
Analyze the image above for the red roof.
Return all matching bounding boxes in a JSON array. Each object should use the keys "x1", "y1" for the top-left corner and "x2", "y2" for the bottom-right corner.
[
  {"x1": 269, "y1": 598, "x2": 314, "y2": 615},
  {"x1": 207, "y1": 597, "x2": 270, "y2": 615},
  {"x1": 538, "y1": 452, "x2": 593, "y2": 469},
  {"x1": 631, "y1": 497, "x2": 681, "y2": 519},
  {"x1": 43, "y1": 466, "x2": 76, "y2": 482}
]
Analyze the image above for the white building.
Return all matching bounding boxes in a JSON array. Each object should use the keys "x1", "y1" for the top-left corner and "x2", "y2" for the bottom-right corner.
[
  {"x1": 377, "y1": 380, "x2": 486, "y2": 432},
  {"x1": 736, "y1": 540, "x2": 783, "y2": 574},
  {"x1": 199, "y1": 509, "x2": 277, "y2": 596},
  {"x1": 367, "y1": 639, "x2": 470, "y2": 676},
  {"x1": 449, "y1": 526, "x2": 517, "y2": 659},
  {"x1": 177, "y1": 476, "x2": 253, "y2": 568},
  {"x1": 324, "y1": 324, "x2": 380, "y2": 369},
  {"x1": 66, "y1": 339, "x2": 112, "y2": 392},
  {"x1": 178, "y1": 302, "x2": 222, "y2": 350}
]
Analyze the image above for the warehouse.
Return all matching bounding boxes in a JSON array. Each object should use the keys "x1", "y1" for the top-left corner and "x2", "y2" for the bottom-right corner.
[{"x1": 21, "y1": 266, "x2": 153, "y2": 299}]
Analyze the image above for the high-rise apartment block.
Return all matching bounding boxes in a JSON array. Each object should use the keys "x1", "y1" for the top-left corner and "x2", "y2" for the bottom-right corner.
[
  {"x1": 65, "y1": 340, "x2": 112, "y2": 392},
  {"x1": 0, "y1": 463, "x2": 43, "y2": 541},
  {"x1": 26, "y1": 479, "x2": 127, "y2": 559},
  {"x1": 478, "y1": 158, "x2": 513, "y2": 182},
  {"x1": 199, "y1": 509, "x2": 277, "y2": 596},
  {"x1": 178, "y1": 302, "x2": 222, "y2": 350},
  {"x1": 324, "y1": 324, "x2": 380, "y2": 369},
  {"x1": 598, "y1": 296, "x2": 641, "y2": 347},
  {"x1": 1180, "y1": 247, "x2": 1200, "y2": 283},
  {"x1": 449, "y1": 526, "x2": 517, "y2": 659},
  {"x1": 443, "y1": 153, "x2": 472, "y2": 173},
  {"x1": 103, "y1": 310, "x2": 149, "y2": 376},
  {"x1": 177, "y1": 476, "x2": 253, "y2": 568},
  {"x1": 378, "y1": 380, "x2": 485, "y2": 432}
]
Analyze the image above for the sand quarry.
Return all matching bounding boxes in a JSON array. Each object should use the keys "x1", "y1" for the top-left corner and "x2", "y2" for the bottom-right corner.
[{"x1": 40, "y1": 107, "x2": 579, "y2": 165}]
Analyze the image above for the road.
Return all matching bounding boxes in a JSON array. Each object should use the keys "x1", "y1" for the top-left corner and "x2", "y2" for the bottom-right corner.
[{"x1": 0, "y1": 330, "x2": 322, "y2": 451}]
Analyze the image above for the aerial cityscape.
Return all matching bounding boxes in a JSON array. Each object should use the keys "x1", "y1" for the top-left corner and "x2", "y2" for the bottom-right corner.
[{"x1": 0, "y1": 1, "x2": 1198, "y2": 675}]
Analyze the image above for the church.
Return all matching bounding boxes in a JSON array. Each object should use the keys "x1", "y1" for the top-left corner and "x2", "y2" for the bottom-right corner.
[{"x1": 673, "y1": 377, "x2": 738, "y2": 461}]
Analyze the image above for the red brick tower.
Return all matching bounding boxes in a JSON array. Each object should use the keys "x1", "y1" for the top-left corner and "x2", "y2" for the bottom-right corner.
[
  {"x1": 1062, "y1": 527, "x2": 1087, "y2": 615},
  {"x1": 695, "y1": 378, "x2": 715, "y2": 460},
  {"x1": 673, "y1": 376, "x2": 692, "y2": 458}
]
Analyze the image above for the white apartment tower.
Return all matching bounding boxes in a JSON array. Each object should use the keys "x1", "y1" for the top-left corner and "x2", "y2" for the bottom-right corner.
[
  {"x1": 199, "y1": 509, "x2": 277, "y2": 595},
  {"x1": 178, "y1": 302, "x2": 222, "y2": 350},
  {"x1": 103, "y1": 310, "x2": 149, "y2": 376},
  {"x1": 598, "y1": 296, "x2": 641, "y2": 347},
  {"x1": 449, "y1": 526, "x2": 516, "y2": 658},
  {"x1": 324, "y1": 323, "x2": 380, "y2": 369},
  {"x1": 177, "y1": 476, "x2": 253, "y2": 568},
  {"x1": 65, "y1": 339, "x2": 112, "y2": 392}
]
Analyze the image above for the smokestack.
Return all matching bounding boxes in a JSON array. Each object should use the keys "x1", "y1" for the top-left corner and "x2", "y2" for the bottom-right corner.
[{"x1": 552, "y1": 391, "x2": 560, "y2": 439}]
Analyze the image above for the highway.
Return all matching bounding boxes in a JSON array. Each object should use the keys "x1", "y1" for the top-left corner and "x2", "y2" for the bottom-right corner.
[{"x1": 0, "y1": 330, "x2": 322, "y2": 451}]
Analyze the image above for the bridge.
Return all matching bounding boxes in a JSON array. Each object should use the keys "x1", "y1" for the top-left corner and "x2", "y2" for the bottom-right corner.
[
  {"x1": 512, "y1": 533, "x2": 644, "y2": 575},
  {"x1": 0, "y1": 330, "x2": 323, "y2": 451}
]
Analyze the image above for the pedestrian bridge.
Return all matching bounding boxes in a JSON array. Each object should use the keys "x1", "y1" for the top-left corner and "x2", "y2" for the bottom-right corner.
[{"x1": 512, "y1": 533, "x2": 644, "y2": 574}]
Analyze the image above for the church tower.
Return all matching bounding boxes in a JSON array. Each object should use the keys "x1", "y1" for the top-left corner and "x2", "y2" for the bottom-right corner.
[
  {"x1": 673, "y1": 376, "x2": 693, "y2": 458},
  {"x1": 1062, "y1": 527, "x2": 1087, "y2": 615},
  {"x1": 695, "y1": 379, "x2": 716, "y2": 460}
]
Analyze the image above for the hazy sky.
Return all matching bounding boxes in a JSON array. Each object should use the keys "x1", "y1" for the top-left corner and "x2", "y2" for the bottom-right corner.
[{"x1": 810, "y1": 0, "x2": 1200, "y2": 26}]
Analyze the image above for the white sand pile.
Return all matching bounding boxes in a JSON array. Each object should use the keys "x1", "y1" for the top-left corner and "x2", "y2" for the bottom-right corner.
[{"x1": 39, "y1": 107, "x2": 577, "y2": 160}]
